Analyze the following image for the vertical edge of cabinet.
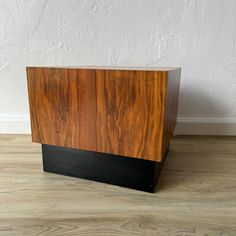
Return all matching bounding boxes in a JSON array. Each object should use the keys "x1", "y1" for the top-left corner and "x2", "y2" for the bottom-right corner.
[
  {"x1": 26, "y1": 67, "x2": 42, "y2": 143},
  {"x1": 162, "y1": 69, "x2": 181, "y2": 157},
  {"x1": 149, "y1": 71, "x2": 168, "y2": 162}
]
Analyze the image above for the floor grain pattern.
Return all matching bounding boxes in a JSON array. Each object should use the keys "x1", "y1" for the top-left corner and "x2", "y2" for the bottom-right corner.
[{"x1": 0, "y1": 135, "x2": 235, "y2": 236}]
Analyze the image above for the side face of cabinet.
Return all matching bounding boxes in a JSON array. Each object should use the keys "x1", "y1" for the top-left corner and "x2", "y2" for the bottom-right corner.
[{"x1": 27, "y1": 67, "x2": 180, "y2": 162}]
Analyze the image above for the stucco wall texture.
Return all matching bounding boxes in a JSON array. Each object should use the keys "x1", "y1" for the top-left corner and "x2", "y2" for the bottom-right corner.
[{"x1": 0, "y1": 0, "x2": 236, "y2": 125}]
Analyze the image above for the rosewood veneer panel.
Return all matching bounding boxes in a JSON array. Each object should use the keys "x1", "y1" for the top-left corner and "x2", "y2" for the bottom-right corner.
[{"x1": 27, "y1": 67, "x2": 180, "y2": 162}]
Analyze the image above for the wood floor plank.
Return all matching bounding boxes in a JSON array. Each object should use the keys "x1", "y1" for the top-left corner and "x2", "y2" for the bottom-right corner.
[{"x1": 0, "y1": 135, "x2": 235, "y2": 236}]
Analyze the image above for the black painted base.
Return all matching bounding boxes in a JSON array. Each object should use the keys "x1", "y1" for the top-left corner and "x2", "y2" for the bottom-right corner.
[{"x1": 42, "y1": 145, "x2": 165, "y2": 193}]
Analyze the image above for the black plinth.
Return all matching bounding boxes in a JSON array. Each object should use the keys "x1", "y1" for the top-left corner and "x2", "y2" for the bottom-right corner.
[{"x1": 42, "y1": 144, "x2": 164, "y2": 192}]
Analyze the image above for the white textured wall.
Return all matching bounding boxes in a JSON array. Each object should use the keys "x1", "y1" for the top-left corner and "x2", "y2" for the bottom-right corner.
[{"x1": 0, "y1": 0, "x2": 236, "y2": 134}]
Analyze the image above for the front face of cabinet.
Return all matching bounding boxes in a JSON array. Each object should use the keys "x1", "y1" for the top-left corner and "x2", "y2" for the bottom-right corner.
[{"x1": 27, "y1": 67, "x2": 168, "y2": 162}]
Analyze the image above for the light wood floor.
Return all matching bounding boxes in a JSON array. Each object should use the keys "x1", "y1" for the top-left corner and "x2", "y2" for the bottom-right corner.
[{"x1": 0, "y1": 135, "x2": 235, "y2": 236}]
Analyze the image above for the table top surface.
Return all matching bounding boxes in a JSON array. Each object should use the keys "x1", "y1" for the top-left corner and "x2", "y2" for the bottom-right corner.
[{"x1": 27, "y1": 65, "x2": 181, "y2": 71}]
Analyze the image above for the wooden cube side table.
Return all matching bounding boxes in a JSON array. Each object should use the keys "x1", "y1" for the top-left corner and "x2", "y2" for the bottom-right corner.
[{"x1": 27, "y1": 66, "x2": 181, "y2": 192}]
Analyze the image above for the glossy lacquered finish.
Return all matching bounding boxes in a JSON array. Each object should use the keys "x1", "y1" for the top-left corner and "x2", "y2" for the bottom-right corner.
[{"x1": 27, "y1": 66, "x2": 180, "y2": 162}]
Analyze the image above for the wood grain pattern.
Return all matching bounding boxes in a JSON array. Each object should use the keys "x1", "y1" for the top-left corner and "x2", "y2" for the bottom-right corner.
[
  {"x1": 0, "y1": 135, "x2": 236, "y2": 236},
  {"x1": 27, "y1": 67, "x2": 180, "y2": 161}
]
